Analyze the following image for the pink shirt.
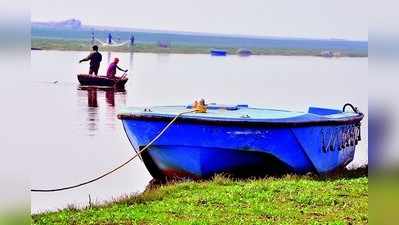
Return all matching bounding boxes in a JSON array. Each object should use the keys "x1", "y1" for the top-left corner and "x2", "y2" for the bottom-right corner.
[{"x1": 106, "y1": 62, "x2": 118, "y2": 78}]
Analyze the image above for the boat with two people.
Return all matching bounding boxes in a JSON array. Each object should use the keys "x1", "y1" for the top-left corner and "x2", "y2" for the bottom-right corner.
[
  {"x1": 78, "y1": 52, "x2": 129, "y2": 90},
  {"x1": 77, "y1": 73, "x2": 128, "y2": 90}
]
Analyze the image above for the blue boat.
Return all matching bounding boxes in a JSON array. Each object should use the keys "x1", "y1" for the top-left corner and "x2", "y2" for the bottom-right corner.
[
  {"x1": 118, "y1": 103, "x2": 363, "y2": 179},
  {"x1": 210, "y1": 49, "x2": 227, "y2": 56}
]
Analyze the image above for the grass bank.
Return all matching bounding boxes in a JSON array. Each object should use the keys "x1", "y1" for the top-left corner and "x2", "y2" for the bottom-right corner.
[
  {"x1": 31, "y1": 38, "x2": 367, "y2": 57},
  {"x1": 32, "y1": 172, "x2": 368, "y2": 225}
]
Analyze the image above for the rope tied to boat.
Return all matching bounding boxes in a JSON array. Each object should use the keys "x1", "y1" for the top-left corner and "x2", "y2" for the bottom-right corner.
[
  {"x1": 31, "y1": 110, "x2": 195, "y2": 192},
  {"x1": 342, "y1": 103, "x2": 359, "y2": 113},
  {"x1": 342, "y1": 103, "x2": 362, "y2": 141}
]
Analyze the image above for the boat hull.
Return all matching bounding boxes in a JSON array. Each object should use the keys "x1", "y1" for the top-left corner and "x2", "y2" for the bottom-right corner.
[
  {"x1": 77, "y1": 74, "x2": 128, "y2": 90},
  {"x1": 121, "y1": 117, "x2": 360, "y2": 179}
]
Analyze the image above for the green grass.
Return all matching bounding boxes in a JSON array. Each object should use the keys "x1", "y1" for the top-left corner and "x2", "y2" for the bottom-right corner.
[
  {"x1": 31, "y1": 38, "x2": 368, "y2": 57},
  {"x1": 32, "y1": 174, "x2": 368, "y2": 225}
]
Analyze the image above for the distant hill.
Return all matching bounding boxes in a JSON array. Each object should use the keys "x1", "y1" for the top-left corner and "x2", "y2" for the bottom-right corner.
[{"x1": 32, "y1": 19, "x2": 82, "y2": 29}]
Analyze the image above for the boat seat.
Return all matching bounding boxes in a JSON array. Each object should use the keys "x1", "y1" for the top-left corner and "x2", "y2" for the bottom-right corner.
[{"x1": 308, "y1": 107, "x2": 342, "y2": 116}]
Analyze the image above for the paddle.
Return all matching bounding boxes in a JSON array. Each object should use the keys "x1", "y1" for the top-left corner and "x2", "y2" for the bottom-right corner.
[
  {"x1": 113, "y1": 70, "x2": 128, "y2": 88},
  {"x1": 118, "y1": 71, "x2": 128, "y2": 80}
]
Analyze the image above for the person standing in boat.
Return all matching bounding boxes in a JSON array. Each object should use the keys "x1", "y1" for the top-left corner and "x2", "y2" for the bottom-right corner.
[
  {"x1": 79, "y1": 45, "x2": 102, "y2": 75},
  {"x1": 106, "y1": 58, "x2": 128, "y2": 79}
]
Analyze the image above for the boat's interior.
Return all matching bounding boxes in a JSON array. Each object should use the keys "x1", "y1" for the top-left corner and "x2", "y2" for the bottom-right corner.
[{"x1": 308, "y1": 107, "x2": 342, "y2": 116}]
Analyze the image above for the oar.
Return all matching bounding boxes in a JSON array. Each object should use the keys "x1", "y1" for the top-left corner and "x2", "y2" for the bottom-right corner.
[
  {"x1": 113, "y1": 71, "x2": 128, "y2": 89},
  {"x1": 119, "y1": 71, "x2": 128, "y2": 80}
]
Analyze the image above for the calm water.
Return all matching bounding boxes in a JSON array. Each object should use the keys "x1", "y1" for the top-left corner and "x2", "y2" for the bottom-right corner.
[{"x1": 29, "y1": 50, "x2": 368, "y2": 213}]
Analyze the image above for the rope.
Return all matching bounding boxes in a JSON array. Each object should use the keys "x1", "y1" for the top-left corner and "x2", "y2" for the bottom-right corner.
[
  {"x1": 342, "y1": 103, "x2": 359, "y2": 113},
  {"x1": 31, "y1": 110, "x2": 194, "y2": 192}
]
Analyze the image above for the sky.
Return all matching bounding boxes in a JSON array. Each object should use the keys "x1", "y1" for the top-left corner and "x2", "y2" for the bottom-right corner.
[{"x1": 31, "y1": 0, "x2": 367, "y2": 40}]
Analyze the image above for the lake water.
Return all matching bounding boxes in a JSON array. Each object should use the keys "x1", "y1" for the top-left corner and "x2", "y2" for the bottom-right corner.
[{"x1": 29, "y1": 51, "x2": 368, "y2": 213}]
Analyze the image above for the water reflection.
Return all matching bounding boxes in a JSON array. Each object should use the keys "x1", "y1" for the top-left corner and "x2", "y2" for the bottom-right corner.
[
  {"x1": 87, "y1": 106, "x2": 98, "y2": 135},
  {"x1": 129, "y1": 52, "x2": 134, "y2": 70},
  {"x1": 156, "y1": 53, "x2": 170, "y2": 63},
  {"x1": 107, "y1": 51, "x2": 111, "y2": 64},
  {"x1": 78, "y1": 86, "x2": 127, "y2": 135},
  {"x1": 105, "y1": 89, "x2": 115, "y2": 106},
  {"x1": 87, "y1": 87, "x2": 98, "y2": 107}
]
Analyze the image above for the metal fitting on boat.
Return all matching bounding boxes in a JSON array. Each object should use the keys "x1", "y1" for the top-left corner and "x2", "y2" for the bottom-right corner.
[
  {"x1": 193, "y1": 99, "x2": 207, "y2": 113},
  {"x1": 343, "y1": 103, "x2": 359, "y2": 113}
]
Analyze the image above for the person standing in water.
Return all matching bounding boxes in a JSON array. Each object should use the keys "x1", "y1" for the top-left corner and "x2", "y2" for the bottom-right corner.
[
  {"x1": 108, "y1": 33, "x2": 112, "y2": 44},
  {"x1": 79, "y1": 45, "x2": 102, "y2": 75},
  {"x1": 106, "y1": 58, "x2": 128, "y2": 79}
]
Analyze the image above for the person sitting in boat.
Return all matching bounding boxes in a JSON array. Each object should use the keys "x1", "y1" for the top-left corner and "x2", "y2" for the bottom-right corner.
[
  {"x1": 106, "y1": 58, "x2": 128, "y2": 79},
  {"x1": 79, "y1": 45, "x2": 102, "y2": 75}
]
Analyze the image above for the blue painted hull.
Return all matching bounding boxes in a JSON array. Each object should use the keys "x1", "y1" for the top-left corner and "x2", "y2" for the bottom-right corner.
[{"x1": 120, "y1": 106, "x2": 362, "y2": 179}]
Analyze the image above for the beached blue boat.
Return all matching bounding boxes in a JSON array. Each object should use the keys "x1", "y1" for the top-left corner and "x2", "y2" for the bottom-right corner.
[
  {"x1": 118, "y1": 103, "x2": 363, "y2": 179},
  {"x1": 210, "y1": 49, "x2": 227, "y2": 56}
]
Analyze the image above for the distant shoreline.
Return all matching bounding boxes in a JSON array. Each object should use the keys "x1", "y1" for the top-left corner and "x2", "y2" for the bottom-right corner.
[{"x1": 31, "y1": 38, "x2": 368, "y2": 57}]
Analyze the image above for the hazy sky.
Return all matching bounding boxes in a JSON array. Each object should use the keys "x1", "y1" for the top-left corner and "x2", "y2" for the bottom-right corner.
[{"x1": 31, "y1": 0, "x2": 367, "y2": 40}]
